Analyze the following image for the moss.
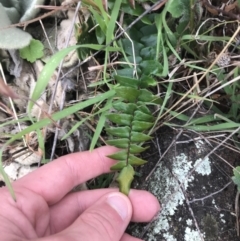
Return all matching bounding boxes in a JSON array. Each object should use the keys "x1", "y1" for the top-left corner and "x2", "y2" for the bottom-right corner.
[{"x1": 202, "y1": 214, "x2": 218, "y2": 240}]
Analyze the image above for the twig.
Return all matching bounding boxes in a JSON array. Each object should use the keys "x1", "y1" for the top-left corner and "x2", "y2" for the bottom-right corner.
[
  {"x1": 88, "y1": 61, "x2": 136, "y2": 71},
  {"x1": 176, "y1": 134, "x2": 225, "y2": 144},
  {"x1": 39, "y1": 20, "x2": 55, "y2": 55},
  {"x1": 180, "y1": 181, "x2": 205, "y2": 241},
  {"x1": 0, "y1": 9, "x2": 63, "y2": 30},
  {"x1": 189, "y1": 181, "x2": 232, "y2": 203}
]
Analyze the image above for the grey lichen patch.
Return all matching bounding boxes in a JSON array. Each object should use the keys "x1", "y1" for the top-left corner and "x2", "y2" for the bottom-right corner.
[
  {"x1": 184, "y1": 227, "x2": 205, "y2": 241},
  {"x1": 186, "y1": 219, "x2": 193, "y2": 226},
  {"x1": 184, "y1": 219, "x2": 204, "y2": 241},
  {"x1": 195, "y1": 140, "x2": 205, "y2": 154},
  {"x1": 220, "y1": 214, "x2": 226, "y2": 224},
  {"x1": 144, "y1": 153, "x2": 204, "y2": 241},
  {"x1": 194, "y1": 157, "x2": 211, "y2": 176}
]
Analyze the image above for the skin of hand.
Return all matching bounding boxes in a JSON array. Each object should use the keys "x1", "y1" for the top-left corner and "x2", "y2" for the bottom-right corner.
[{"x1": 0, "y1": 146, "x2": 160, "y2": 241}]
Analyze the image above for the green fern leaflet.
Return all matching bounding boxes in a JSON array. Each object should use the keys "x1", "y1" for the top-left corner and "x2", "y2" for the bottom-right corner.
[{"x1": 106, "y1": 75, "x2": 162, "y2": 195}]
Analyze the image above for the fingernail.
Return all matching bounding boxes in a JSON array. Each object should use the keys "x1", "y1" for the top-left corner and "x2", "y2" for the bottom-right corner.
[{"x1": 107, "y1": 193, "x2": 129, "y2": 221}]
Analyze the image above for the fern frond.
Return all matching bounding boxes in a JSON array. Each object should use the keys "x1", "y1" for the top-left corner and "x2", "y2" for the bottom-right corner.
[{"x1": 106, "y1": 75, "x2": 161, "y2": 195}]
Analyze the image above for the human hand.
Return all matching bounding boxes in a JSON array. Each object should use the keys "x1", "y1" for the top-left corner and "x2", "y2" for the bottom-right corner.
[{"x1": 0, "y1": 146, "x2": 160, "y2": 241}]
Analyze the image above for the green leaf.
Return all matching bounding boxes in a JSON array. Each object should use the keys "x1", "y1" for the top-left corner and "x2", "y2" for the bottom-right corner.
[
  {"x1": 106, "y1": 138, "x2": 147, "y2": 152},
  {"x1": 139, "y1": 60, "x2": 162, "y2": 75},
  {"x1": 89, "y1": 7, "x2": 106, "y2": 44},
  {"x1": 134, "y1": 110, "x2": 155, "y2": 122},
  {"x1": 128, "y1": 155, "x2": 147, "y2": 165},
  {"x1": 111, "y1": 161, "x2": 127, "y2": 170},
  {"x1": 119, "y1": 55, "x2": 142, "y2": 66},
  {"x1": 115, "y1": 75, "x2": 139, "y2": 88},
  {"x1": 90, "y1": 7, "x2": 106, "y2": 32},
  {"x1": 110, "y1": 156, "x2": 147, "y2": 170},
  {"x1": 121, "y1": 38, "x2": 144, "y2": 56},
  {"x1": 19, "y1": 39, "x2": 44, "y2": 63},
  {"x1": 161, "y1": 3, "x2": 177, "y2": 46},
  {"x1": 139, "y1": 76, "x2": 157, "y2": 88},
  {"x1": 106, "y1": 139, "x2": 129, "y2": 148},
  {"x1": 137, "y1": 103, "x2": 152, "y2": 115},
  {"x1": 131, "y1": 132, "x2": 152, "y2": 142},
  {"x1": 121, "y1": 4, "x2": 152, "y2": 25},
  {"x1": 233, "y1": 166, "x2": 240, "y2": 192},
  {"x1": 140, "y1": 46, "x2": 156, "y2": 60},
  {"x1": 95, "y1": 25, "x2": 105, "y2": 44},
  {"x1": 115, "y1": 86, "x2": 139, "y2": 102},
  {"x1": 106, "y1": 0, "x2": 121, "y2": 45},
  {"x1": 0, "y1": 116, "x2": 31, "y2": 129},
  {"x1": 108, "y1": 150, "x2": 128, "y2": 161},
  {"x1": 141, "y1": 34, "x2": 158, "y2": 47},
  {"x1": 166, "y1": 0, "x2": 185, "y2": 18},
  {"x1": 106, "y1": 113, "x2": 132, "y2": 125},
  {"x1": 139, "y1": 89, "x2": 162, "y2": 104},
  {"x1": 106, "y1": 126, "x2": 130, "y2": 138},
  {"x1": 132, "y1": 121, "x2": 154, "y2": 131},
  {"x1": 0, "y1": 3, "x2": 32, "y2": 49},
  {"x1": 116, "y1": 68, "x2": 135, "y2": 77},
  {"x1": 129, "y1": 144, "x2": 148, "y2": 153},
  {"x1": 183, "y1": 122, "x2": 240, "y2": 132},
  {"x1": 117, "y1": 164, "x2": 135, "y2": 195},
  {"x1": 113, "y1": 102, "x2": 137, "y2": 114},
  {"x1": 90, "y1": 97, "x2": 113, "y2": 150}
]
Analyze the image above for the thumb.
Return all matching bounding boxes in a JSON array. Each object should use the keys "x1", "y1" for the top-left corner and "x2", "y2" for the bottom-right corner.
[{"x1": 59, "y1": 192, "x2": 132, "y2": 241}]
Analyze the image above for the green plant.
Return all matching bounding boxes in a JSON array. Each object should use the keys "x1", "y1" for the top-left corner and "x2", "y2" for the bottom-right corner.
[
  {"x1": 80, "y1": 4, "x2": 167, "y2": 195},
  {"x1": 19, "y1": 39, "x2": 44, "y2": 63},
  {"x1": 105, "y1": 75, "x2": 161, "y2": 195},
  {"x1": 232, "y1": 167, "x2": 240, "y2": 192}
]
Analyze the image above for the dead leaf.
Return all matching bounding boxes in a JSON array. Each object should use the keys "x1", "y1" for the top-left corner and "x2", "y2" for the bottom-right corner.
[
  {"x1": 102, "y1": 0, "x2": 108, "y2": 11},
  {"x1": 152, "y1": 0, "x2": 168, "y2": 11},
  {"x1": 0, "y1": 77, "x2": 19, "y2": 99},
  {"x1": 224, "y1": 1, "x2": 238, "y2": 13},
  {"x1": 128, "y1": 0, "x2": 135, "y2": 9},
  {"x1": 201, "y1": 0, "x2": 218, "y2": 15}
]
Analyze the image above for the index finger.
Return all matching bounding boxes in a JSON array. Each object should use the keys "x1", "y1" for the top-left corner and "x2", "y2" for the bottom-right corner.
[{"x1": 14, "y1": 146, "x2": 118, "y2": 205}]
